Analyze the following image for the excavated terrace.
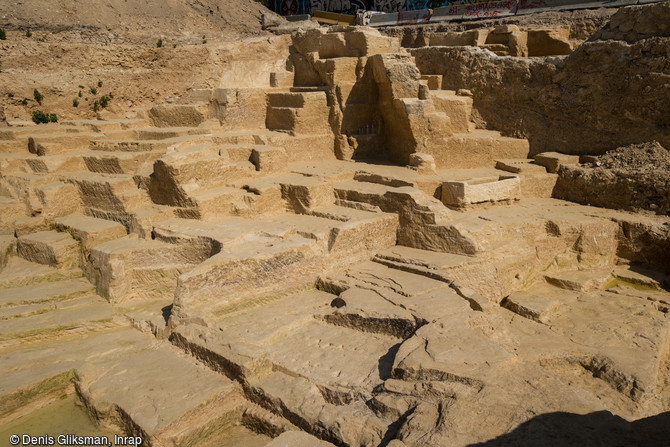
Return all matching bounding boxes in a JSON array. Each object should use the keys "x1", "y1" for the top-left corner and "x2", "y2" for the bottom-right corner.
[{"x1": 0, "y1": 5, "x2": 669, "y2": 447}]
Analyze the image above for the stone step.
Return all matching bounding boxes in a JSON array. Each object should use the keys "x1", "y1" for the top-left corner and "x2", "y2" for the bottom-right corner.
[
  {"x1": 481, "y1": 43, "x2": 510, "y2": 56},
  {"x1": 17, "y1": 231, "x2": 80, "y2": 269},
  {"x1": 0, "y1": 197, "x2": 28, "y2": 233},
  {"x1": 82, "y1": 150, "x2": 165, "y2": 175},
  {"x1": 265, "y1": 106, "x2": 330, "y2": 135},
  {"x1": 53, "y1": 214, "x2": 127, "y2": 250},
  {"x1": 146, "y1": 104, "x2": 209, "y2": 128},
  {"x1": 88, "y1": 131, "x2": 213, "y2": 152},
  {"x1": 432, "y1": 130, "x2": 530, "y2": 169},
  {"x1": 88, "y1": 235, "x2": 213, "y2": 303},
  {"x1": 533, "y1": 151, "x2": 580, "y2": 173},
  {"x1": 0, "y1": 257, "x2": 82, "y2": 289},
  {"x1": 495, "y1": 158, "x2": 548, "y2": 174},
  {"x1": 78, "y1": 342, "x2": 239, "y2": 446},
  {"x1": 67, "y1": 172, "x2": 151, "y2": 214},
  {"x1": 0, "y1": 154, "x2": 30, "y2": 175},
  {"x1": 61, "y1": 118, "x2": 147, "y2": 133},
  {"x1": 28, "y1": 132, "x2": 103, "y2": 156},
  {"x1": 544, "y1": 269, "x2": 613, "y2": 292},
  {"x1": 501, "y1": 281, "x2": 575, "y2": 324},
  {"x1": 0, "y1": 277, "x2": 94, "y2": 307},
  {"x1": 0, "y1": 125, "x2": 89, "y2": 140},
  {"x1": 430, "y1": 90, "x2": 473, "y2": 134},
  {"x1": 0, "y1": 295, "x2": 118, "y2": 343},
  {"x1": 0, "y1": 140, "x2": 31, "y2": 154},
  {"x1": 174, "y1": 186, "x2": 257, "y2": 220},
  {"x1": 267, "y1": 91, "x2": 328, "y2": 109},
  {"x1": 103, "y1": 126, "x2": 211, "y2": 141},
  {"x1": 24, "y1": 153, "x2": 88, "y2": 174},
  {"x1": 420, "y1": 74, "x2": 443, "y2": 90}
]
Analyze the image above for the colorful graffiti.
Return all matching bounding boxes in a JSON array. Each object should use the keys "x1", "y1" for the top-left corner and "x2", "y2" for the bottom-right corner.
[
  {"x1": 373, "y1": 0, "x2": 407, "y2": 12},
  {"x1": 405, "y1": 0, "x2": 495, "y2": 10},
  {"x1": 311, "y1": 0, "x2": 369, "y2": 14},
  {"x1": 257, "y1": 0, "x2": 311, "y2": 15}
]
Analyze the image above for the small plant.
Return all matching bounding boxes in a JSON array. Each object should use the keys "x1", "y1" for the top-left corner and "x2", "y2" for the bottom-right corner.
[
  {"x1": 32, "y1": 111, "x2": 57, "y2": 124},
  {"x1": 108, "y1": 92, "x2": 114, "y2": 99},
  {"x1": 33, "y1": 89, "x2": 43, "y2": 105},
  {"x1": 73, "y1": 99, "x2": 79, "y2": 107},
  {"x1": 78, "y1": 85, "x2": 85, "y2": 89},
  {"x1": 202, "y1": 38, "x2": 207, "y2": 44},
  {"x1": 173, "y1": 44, "x2": 177, "y2": 48},
  {"x1": 156, "y1": 39, "x2": 163, "y2": 48},
  {"x1": 93, "y1": 100, "x2": 99, "y2": 112},
  {"x1": 78, "y1": 90, "x2": 82, "y2": 98},
  {"x1": 85, "y1": 97, "x2": 88, "y2": 101},
  {"x1": 0, "y1": 29, "x2": 6, "y2": 40},
  {"x1": 97, "y1": 80, "x2": 103, "y2": 88},
  {"x1": 21, "y1": 98, "x2": 28, "y2": 105},
  {"x1": 25, "y1": 30, "x2": 32, "y2": 38},
  {"x1": 99, "y1": 95, "x2": 110, "y2": 108},
  {"x1": 89, "y1": 87, "x2": 97, "y2": 95}
]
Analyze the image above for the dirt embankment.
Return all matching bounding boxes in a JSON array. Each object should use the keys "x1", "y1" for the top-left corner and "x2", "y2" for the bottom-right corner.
[
  {"x1": 0, "y1": 0, "x2": 292, "y2": 122},
  {"x1": 555, "y1": 142, "x2": 670, "y2": 216},
  {"x1": 0, "y1": 0, "x2": 271, "y2": 43}
]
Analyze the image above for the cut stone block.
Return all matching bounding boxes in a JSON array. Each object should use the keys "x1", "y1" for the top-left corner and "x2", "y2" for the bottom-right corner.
[
  {"x1": 270, "y1": 71, "x2": 294, "y2": 88},
  {"x1": 544, "y1": 270, "x2": 613, "y2": 292},
  {"x1": 495, "y1": 159, "x2": 548, "y2": 174},
  {"x1": 53, "y1": 214, "x2": 127, "y2": 250},
  {"x1": 17, "y1": 230, "x2": 79, "y2": 269},
  {"x1": 534, "y1": 152, "x2": 580, "y2": 173},
  {"x1": 503, "y1": 289, "x2": 561, "y2": 323},
  {"x1": 431, "y1": 90, "x2": 473, "y2": 133},
  {"x1": 251, "y1": 146, "x2": 288, "y2": 173},
  {"x1": 441, "y1": 175, "x2": 521, "y2": 208},
  {"x1": 420, "y1": 75, "x2": 443, "y2": 90}
]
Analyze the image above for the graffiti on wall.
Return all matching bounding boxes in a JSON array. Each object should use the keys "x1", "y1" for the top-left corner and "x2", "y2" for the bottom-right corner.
[
  {"x1": 310, "y1": 0, "x2": 369, "y2": 14},
  {"x1": 257, "y1": 0, "x2": 311, "y2": 15},
  {"x1": 406, "y1": 0, "x2": 496, "y2": 10},
  {"x1": 378, "y1": 0, "x2": 407, "y2": 11}
]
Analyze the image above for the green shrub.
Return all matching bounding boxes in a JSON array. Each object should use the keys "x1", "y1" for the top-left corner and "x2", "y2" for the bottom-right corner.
[
  {"x1": 93, "y1": 100, "x2": 99, "y2": 112},
  {"x1": 21, "y1": 98, "x2": 28, "y2": 105},
  {"x1": 89, "y1": 87, "x2": 97, "y2": 95},
  {"x1": 0, "y1": 29, "x2": 6, "y2": 40},
  {"x1": 32, "y1": 111, "x2": 57, "y2": 124},
  {"x1": 97, "y1": 80, "x2": 102, "y2": 88},
  {"x1": 156, "y1": 39, "x2": 163, "y2": 48},
  {"x1": 25, "y1": 30, "x2": 32, "y2": 38},
  {"x1": 78, "y1": 90, "x2": 82, "y2": 98},
  {"x1": 73, "y1": 99, "x2": 79, "y2": 107},
  {"x1": 78, "y1": 85, "x2": 85, "y2": 89},
  {"x1": 99, "y1": 95, "x2": 110, "y2": 108},
  {"x1": 33, "y1": 89, "x2": 43, "y2": 104},
  {"x1": 108, "y1": 92, "x2": 114, "y2": 99},
  {"x1": 173, "y1": 44, "x2": 177, "y2": 48}
]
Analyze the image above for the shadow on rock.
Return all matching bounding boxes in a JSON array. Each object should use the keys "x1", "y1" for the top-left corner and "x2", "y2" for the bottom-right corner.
[{"x1": 468, "y1": 410, "x2": 670, "y2": 447}]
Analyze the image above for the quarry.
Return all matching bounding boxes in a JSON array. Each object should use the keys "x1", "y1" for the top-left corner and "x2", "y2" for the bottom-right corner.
[{"x1": 0, "y1": 1, "x2": 669, "y2": 446}]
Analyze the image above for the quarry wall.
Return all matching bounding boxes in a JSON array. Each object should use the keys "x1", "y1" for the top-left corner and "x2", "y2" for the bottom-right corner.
[{"x1": 411, "y1": 3, "x2": 670, "y2": 155}]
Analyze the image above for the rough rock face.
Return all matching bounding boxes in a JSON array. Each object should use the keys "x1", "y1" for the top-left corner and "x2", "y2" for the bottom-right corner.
[
  {"x1": 591, "y1": 1, "x2": 670, "y2": 43},
  {"x1": 555, "y1": 141, "x2": 670, "y2": 216},
  {"x1": 411, "y1": 3, "x2": 670, "y2": 156}
]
